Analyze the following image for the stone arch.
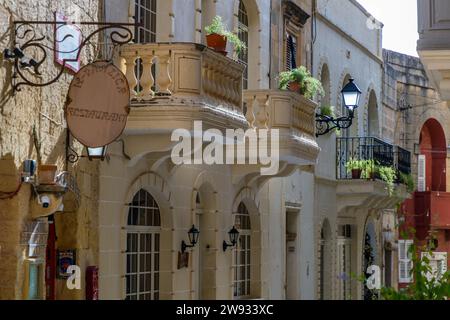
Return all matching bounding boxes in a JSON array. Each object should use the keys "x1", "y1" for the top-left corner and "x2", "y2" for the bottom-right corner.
[
  {"x1": 318, "y1": 218, "x2": 332, "y2": 300},
  {"x1": 233, "y1": 0, "x2": 261, "y2": 89},
  {"x1": 363, "y1": 87, "x2": 380, "y2": 137},
  {"x1": 121, "y1": 172, "x2": 173, "y2": 299},
  {"x1": 318, "y1": 62, "x2": 331, "y2": 108},
  {"x1": 419, "y1": 118, "x2": 447, "y2": 192}
]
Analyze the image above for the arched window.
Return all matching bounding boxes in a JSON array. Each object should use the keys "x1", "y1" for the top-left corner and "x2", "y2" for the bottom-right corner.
[
  {"x1": 233, "y1": 202, "x2": 251, "y2": 298},
  {"x1": 125, "y1": 189, "x2": 161, "y2": 300},
  {"x1": 238, "y1": 1, "x2": 249, "y2": 89},
  {"x1": 134, "y1": 0, "x2": 157, "y2": 43}
]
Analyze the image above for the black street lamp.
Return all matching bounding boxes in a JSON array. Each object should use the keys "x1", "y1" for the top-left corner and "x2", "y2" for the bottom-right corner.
[
  {"x1": 315, "y1": 78, "x2": 362, "y2": 137},
  {"x1": 223, "y1": 226, "x2": 240, "y2": 252},
  {"x1": 181, "y1": 225, "x2": 200, "y2": 253}
]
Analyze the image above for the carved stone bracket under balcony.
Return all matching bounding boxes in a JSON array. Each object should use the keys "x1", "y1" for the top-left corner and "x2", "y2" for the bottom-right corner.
[{"x1": 337, "y1": 180, "x2": 410, "y2": 216}]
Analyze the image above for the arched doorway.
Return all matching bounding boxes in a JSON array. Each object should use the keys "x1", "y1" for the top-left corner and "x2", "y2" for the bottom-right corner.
[
  {"x1": 419, "y1": 119, "x2": 446, "y2": 192},
  {"x1": 125, "y1": 189, "x2": 161, "y2": 300},
  {"x1": 318, "y1": 219, "x2": 332, "y2": 300},
  {"x1": 367, "y1": 90, "x2": 379, "y2": 137},
  {"x1": 363, "y1": 219, "x2": 378, "y2": 300},
  {"x1": 320, "y1": 64, "x2": 331, "y2": 108}
]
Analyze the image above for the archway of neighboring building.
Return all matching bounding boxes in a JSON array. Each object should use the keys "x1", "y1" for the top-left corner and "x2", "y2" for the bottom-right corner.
[
  {"x1": 318, "y1": 219, "x2": 332, "y2": 300},
  {"x1": 419, "y1": 118, "x2": 447, "y2": 192},
  {"x1": 367, "y1": 90, "x2": 379, "y2": 137},
  {"x1": 320, "y1": 64, "x2": 331, "y2": 108}
]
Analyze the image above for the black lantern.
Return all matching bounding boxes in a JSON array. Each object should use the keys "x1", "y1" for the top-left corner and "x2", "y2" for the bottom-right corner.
[
  {"x1": 86, "y1": 146, "x2": 107, "y2": 161},
  {"x1": 181, "y1": 224, "x2": 200, "y2": 253},
  {"x1": 315, "y1": 78, "x2": 362, "y2": 136},
  {"x1": 223, "y1": 226, "x2": 240, "y2": 252}
]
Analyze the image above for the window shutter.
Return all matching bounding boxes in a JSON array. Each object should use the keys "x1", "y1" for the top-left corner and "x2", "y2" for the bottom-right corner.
[
  {"x1": 398, "y1": 240, "x2": 413, "y2": 283},
  {"x1": 418, "y1": 154, "x2": 426, "y2": 192}
]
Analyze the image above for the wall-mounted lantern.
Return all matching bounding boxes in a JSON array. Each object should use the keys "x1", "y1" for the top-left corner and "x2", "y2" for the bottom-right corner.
[
  {"x1": 223, "y1": 226, "x2": 240, "y2": 252},
  {"x1": 86, "y1": 146, "x2": 108, "y2": 161},
  {"x1": 316, "y1": 78, "x2": 362, "y2": 136},
  {"x1": 181, "y1": 225, "x2": 200, "y2": 253}
]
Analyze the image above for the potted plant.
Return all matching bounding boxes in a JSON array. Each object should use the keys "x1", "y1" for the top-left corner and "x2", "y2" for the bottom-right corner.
[
  {"x1": 345, "y1": 158, "x2": 364, "y2": 179},
  {"x1": 378, "y1": 165, "x2": 397, "y2": 196},
  {"x1": 362, "y1": 160, "x2": 377, "y2": 180},
  {"x1": 38, "y1": 164, "x2": 58, "y2": 185},
  {"x1": 204, "y1": 16, "x2": 247, "y2": 56},
  {"x1": 278, "y1": 66, "x2": 324, "y2": 99}
]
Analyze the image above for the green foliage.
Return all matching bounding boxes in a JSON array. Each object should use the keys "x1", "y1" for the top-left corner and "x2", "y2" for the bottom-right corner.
[
  {"x1": 361, "y1": 159, "x2": 376, "y2": 179},
  {"x1": 399, "y1": 172, "x2": 415, "y2": 193},
  {"x1": 381, "y1": 235, "x2": 450, "y2": 300},
  {"x1": 378, "y1": 165, "x2": 397, "y2": 196},
  {"x1": 278, "y1": 66, "x2": 324, "y2": 99},
  {"x1": 319, "y1": 105, "x2": 336, "y2": 118},
  {"x1": 345, "y1": 158, "x2": 365, "y2": 173},
  {"x1": 204, "y1": 16, "x2": 247, "y2": 55}
]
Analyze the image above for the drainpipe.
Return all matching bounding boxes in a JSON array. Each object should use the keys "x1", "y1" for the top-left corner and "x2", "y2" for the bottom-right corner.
[
  {"x1": 268, "y1": 0, "x2": 273, "y2": 89},
  {"x1": 311, "y1": 0, "x2": 316, "y2": 75}
]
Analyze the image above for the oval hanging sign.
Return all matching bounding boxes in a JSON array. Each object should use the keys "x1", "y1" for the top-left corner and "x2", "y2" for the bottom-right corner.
[{"x1": 65, "y1": 61, "x2": 130, "y2": 147}]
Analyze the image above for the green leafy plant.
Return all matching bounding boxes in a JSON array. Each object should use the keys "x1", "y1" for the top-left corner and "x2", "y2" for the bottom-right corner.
[
  {"x1": 399, "y1": 172, "x2": 415, "y2": 193},
  {"x1": 345, "y1": 158, "x2": 365, "y2": 173},
  {"x1": 378, "y1": 165, "x2": 397, "y2": 196},
  {"x1": 381, "y1": 231, "x2": 450, "y2": 300},
  {"x1": 278, "y1": 66, "x2": 324, "y2": 99},
  {"x1": 204, "y1": 16, "x2": 247, "y2": 55},
  {"x1": 361, "y1": 159, "x2": 377, "y2": 180},
  {"x1": 319, "y1": 105, "x2": 335, "y2": 118}
]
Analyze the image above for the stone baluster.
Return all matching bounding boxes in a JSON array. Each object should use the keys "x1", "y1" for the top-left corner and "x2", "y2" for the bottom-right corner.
[
  {"x1": 122, "y1": 53, "x2": 138, "y2": 99},
  {"x1": 245, "y1": 96, "x2": 256, "y2": 128},
  {"x1": 156, "y1": 50, "x2": 172, "y2": 95},
  {"x1": 139, "y1": 52, "x2": 155, "y2": 100},
  {"x1": 256, "y1": 95, "x2": 270, "y2": 128}
]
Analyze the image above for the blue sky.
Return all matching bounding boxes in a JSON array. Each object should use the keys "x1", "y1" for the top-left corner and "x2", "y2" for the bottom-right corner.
[{"x1": 357, "y1": 0, "x2": 419, "y2": 57}]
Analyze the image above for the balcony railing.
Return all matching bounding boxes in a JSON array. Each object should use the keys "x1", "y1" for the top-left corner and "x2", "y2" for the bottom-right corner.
[
  {"x1": 336, "y1": 137, "x2": 411, "y2": 180},
  {"x1": 119, "y1": 42, "x2": 244, "y2": 112}
]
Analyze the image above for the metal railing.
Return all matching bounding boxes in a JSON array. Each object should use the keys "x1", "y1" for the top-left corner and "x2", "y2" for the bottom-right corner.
[{"x1": 336, "y1": 137, "x2": 411, "y2": 180}]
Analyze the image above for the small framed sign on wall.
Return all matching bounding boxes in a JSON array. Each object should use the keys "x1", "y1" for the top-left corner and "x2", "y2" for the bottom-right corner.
[
  {"x1": 57, "y1": 249, "x2": 76, "y2": 279},
  {"x1": 54, "y1": 12, "x2": 82, "y2": 73}
]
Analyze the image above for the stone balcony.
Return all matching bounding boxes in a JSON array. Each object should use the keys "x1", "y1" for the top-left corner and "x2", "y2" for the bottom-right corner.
[
  {"x1": 417, "y1": 0, "x2": 450, "y2": 100},
  {"x1": 119, "y1": 42, "x2": 246, "y2": 133},
  {"x1": 242, "y1": 90, "x2": 320, "y2": 177},
  {"x1": 335, "y1": 136, "x2": 412, "y2": 215},
  {"x1": 118, "y1": 42, "x2": 247, "y2": 164}
]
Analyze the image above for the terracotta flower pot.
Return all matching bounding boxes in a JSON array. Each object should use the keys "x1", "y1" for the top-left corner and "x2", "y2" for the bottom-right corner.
[
  {"x1": 351, "y1": 168, "x2": 362, "y2": 179},
  {"x1": 206, "y1": 33, "x2": 227, "y2": 56},
  {"x1": 288, "y1": 81, "x2": 301, "y2": 93},
  {"x1": 38, "y1": 164, "x2": 58, "y2": 185}
]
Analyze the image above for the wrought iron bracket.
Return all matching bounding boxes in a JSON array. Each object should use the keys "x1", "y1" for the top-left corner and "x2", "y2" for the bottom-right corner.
[
  {"x1": 3, "y1": 20, "x2": 139, "y2": 93},
  {"x1": 315, "y1": 112, "x2": 354, "y2": 137}
]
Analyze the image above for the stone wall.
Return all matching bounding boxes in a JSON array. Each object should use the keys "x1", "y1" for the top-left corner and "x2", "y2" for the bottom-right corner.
[{"x1": 0, "y1": 0, "x2": 101, "y2": 299}]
